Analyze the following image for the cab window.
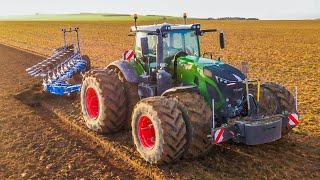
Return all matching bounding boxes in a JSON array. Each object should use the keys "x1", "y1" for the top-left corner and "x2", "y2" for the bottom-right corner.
[{"x1": 135, "y1": 32, "x2": 157, "y2": 58}]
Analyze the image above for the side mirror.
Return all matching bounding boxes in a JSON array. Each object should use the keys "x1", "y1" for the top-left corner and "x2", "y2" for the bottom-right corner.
[
  {"x1": 219, "y1": 31, "x2": 225, "y2": 49},
  {"x1": 140, "y1": 37, "x2": 149, "y2": 57}
]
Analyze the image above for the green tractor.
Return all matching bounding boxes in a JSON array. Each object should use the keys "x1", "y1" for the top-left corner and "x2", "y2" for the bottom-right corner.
[{"x1": 80, "y1": 17, "x2": 299, "y2": 164}]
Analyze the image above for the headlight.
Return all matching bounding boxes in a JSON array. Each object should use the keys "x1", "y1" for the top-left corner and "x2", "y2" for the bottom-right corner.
[
  {"x1": 215, "y1": 75, "x2": 237, "y2": 84},
  {"x1": 203, "y1": 68, "x2": 239, "y2": 85}
]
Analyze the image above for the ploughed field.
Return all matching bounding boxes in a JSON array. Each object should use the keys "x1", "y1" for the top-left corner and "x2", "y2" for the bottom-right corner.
[
  {"x1": 0, "y1": 20, "x2": 319, "y2": 135},
  {"x1": 0, "y1": 20, "x2": 319, "y2": 178}
]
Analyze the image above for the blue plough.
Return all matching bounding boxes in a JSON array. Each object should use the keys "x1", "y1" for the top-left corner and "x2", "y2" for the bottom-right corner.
[{"x1": 26, "y1": 28, "x2": 90, "y2": 95}]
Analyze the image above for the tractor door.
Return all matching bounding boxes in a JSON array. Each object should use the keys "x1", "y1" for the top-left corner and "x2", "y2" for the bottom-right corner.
[{"x1": 134, "y1": 32, "x2": 157, "y2": 71}]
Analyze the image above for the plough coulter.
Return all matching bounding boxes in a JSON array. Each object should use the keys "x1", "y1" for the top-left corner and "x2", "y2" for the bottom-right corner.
[
  {"x1": 27, "y1": 14, "x2": 300, "y2": 165},
  {"x1": 26, "y1": 28, "x2": 90, "y2": 95}
]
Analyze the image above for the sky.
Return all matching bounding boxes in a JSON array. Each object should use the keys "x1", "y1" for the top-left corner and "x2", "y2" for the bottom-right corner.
[{"x1": 0, "y1": 0, "x2": 319, "y2": 20}]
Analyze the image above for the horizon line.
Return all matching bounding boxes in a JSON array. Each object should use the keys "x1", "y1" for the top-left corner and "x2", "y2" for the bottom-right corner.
[{"x1": 0, "y1": 12, "x2": 319, "y2": 21}]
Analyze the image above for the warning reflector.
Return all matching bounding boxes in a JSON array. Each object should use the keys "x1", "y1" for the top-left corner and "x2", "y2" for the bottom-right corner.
[
  {"x1": 124, "y1": 49, "x2": 135, "y2": 61},
  {"x1": 288, "y1": 113, "x2": 299, "y2": 126},
  {"x1": 214, "y1": 128, "x2": 225, "y2": 144}
]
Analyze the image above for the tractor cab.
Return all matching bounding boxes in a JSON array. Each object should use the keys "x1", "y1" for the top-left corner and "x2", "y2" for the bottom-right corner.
[
  {"x1": 133, "y1": 24, "x2": 200, "y2": 67},
  {"x1": 131, "y1": 23, "x2": 221, "y2": 70}
]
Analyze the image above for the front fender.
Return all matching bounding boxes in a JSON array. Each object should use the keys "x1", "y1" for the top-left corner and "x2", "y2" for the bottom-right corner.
[
  {"x1": 161, "y1": 85, "x2": 198, "y2": 97},
  {"x1": 107, "y1": 60, "x2": 138, "y2": 83}
]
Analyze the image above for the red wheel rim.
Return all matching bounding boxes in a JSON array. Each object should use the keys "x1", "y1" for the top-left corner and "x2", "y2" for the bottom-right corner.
[
  {"x1": 138, "y1": 115, "x2": 156, "y2": 149},
  {"x1": 85, "y1": 87, "x2": 99, "y2": 119}
]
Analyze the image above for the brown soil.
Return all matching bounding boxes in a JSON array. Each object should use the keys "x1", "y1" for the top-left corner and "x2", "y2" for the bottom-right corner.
[
  {"x1": 0, "y1": 44, "x2": 149, "y2": 179},
  {"x1": 0, "y1": 44, "x2": 319, "y2": 179},
  {"x1": 1, "y1": 20, "x2": 319, "y2": 136}
]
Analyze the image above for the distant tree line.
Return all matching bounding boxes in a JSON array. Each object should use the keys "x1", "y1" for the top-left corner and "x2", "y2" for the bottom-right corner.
[{"x1": 207, "y1": 17, "x2": 259, "y2": 20}]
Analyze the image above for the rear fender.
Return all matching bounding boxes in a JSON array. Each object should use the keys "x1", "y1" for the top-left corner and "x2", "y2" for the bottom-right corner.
[{"x1": 107, "y1": 60, "x2": 138, "y2": 83}]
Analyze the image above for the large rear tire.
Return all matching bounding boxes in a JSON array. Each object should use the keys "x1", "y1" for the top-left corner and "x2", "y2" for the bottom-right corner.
[
  {"x1": 249, "y1": 82, "x2": 296, "y2": 135},
  {"x1": 81, "y1": 68, "x2": 127, "y2": 133},
  {"x1": 131, "y1": 97, "x2": 188, "y2": 164},
  {"x1": 107, "y1": 67, "x2": 139, "y2": 129},
  {"x1": 166, "y1": 91, "x2": 213, "y2": 158}
]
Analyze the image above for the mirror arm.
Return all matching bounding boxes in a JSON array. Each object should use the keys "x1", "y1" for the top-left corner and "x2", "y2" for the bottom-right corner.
[
  {"x1": 202, "y1": 29, "x2": 218, "y2": 33},
  {"x1": 147, "y1": 32, "x2": 159, "y2": 36},
  {"x1": 196, "y1": 29, "x2": 218, "y2": 36}
]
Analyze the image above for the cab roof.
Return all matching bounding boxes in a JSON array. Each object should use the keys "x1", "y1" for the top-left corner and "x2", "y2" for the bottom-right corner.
[{"x1": 130, "y1": 23, "x2": 201, "y2": 32}]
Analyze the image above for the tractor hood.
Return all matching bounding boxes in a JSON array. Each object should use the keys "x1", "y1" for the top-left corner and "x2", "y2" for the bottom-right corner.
[
  {"x1": 203, "y1": 63, "x2": 246, "y2": 83},
  {"x1": 178, "y1": 55, "x2": 247, "y2": 118},
  {"x1": 182, "y1": 55, "x2": 246, "y2": 82}
]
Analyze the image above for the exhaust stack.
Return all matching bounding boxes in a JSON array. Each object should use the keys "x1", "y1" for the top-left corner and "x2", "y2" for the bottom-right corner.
[{"x1": 183, "y1": 12, "x2": 187, "y2": 24}]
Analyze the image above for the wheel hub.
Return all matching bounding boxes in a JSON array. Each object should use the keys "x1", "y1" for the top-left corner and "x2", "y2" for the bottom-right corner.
[
  {"x1": 138, "y1": 115, "x2": 155, "y2": 149},
  {"x1": 85, "y1": 87, "x2": 99, "y2": 119}
]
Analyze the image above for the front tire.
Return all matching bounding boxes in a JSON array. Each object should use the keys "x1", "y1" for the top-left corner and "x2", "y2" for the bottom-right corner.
[
  {"x1": 166, "y1": 91, "x2": 213, "y2": 158},
  {"x1": 131, "y1": 97, "x2": 188, "y2": 164},
  {"x1": 81, "y1": 69, "x2": 127, "y2": 133},
  {"x1": 249, "y1": 82, "x2": 296, "y2": 135}
]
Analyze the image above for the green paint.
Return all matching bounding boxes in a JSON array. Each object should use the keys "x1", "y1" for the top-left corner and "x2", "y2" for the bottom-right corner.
[
  {"x1": 128, "y1": 60, "x2": 145, "y2": 75},
  {"x1": 173, "y1": 55, "x2": 225, "y2": 109}
]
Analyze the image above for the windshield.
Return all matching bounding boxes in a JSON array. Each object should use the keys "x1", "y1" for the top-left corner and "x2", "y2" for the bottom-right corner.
[
  {"x1": 163, "y1": 30, "x2": 200, "y2": 59},
  {"x1": 135, "y1": 29, "x2": 200, "y2": 68}
]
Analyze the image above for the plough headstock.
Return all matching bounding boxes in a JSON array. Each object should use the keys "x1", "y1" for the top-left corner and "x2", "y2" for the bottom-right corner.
[
  {"x1": 62, "y1": 27, "x2": 81, "y2": 54},
  {"x1": 26, "y1": 28, "x2": 90, "y2": 95}
]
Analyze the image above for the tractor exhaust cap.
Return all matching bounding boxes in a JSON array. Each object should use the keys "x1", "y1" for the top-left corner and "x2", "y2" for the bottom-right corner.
[
  {"x1": 133, "y1": 14, "x2": 138, "y2": 29},
  {"x1": 183, "y1": 12, "x2": 187, "y2": 24}
]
